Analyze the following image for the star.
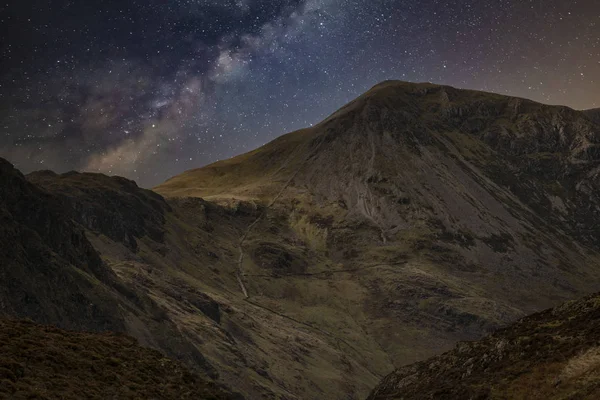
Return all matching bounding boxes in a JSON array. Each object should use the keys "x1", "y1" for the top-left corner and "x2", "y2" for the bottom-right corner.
[{"x1": 0, "y1": 0, "x2": 598, "y2": 187}]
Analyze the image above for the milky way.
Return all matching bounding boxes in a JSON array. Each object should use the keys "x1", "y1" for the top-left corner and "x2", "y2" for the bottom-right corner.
[{"x1": 1, "y1": 0, "x2": 599, "y2": 187}]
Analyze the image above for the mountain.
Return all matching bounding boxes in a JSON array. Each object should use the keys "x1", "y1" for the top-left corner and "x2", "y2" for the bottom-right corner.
[
  {"x1": 155, "y1": 81, "x2": 600, "y2": 397},
  {"x1": 367, "y1": 291, "x2": 600, "y2": 399},
  {"x1": 3, "y1": 81, "x2": 600, "y2": 399},
  {"x1": 0, "y1": 318, "x2": 235, "y2": 399},
  {"x1": 26, "y1": 164, "x2": 384, "y2": 398}
]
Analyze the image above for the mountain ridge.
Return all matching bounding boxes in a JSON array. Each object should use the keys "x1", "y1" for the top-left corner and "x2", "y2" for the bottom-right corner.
[
  {"x1": 160, "y1": 79, "x2": 592, "y2": 195},
  {"x1": 0, "y1": 158, "x2": 222, "y2": 383}
]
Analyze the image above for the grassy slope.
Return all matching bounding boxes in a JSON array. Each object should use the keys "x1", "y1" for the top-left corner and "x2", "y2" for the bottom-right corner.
[{"x1": 155, "y1": 127, "x2": 319, "y2": 201}]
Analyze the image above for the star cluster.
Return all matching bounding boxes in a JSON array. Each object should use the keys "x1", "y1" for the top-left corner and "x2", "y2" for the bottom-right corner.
[{"x1": 1, "y1": 0, "x2": 599, "y2": 186}]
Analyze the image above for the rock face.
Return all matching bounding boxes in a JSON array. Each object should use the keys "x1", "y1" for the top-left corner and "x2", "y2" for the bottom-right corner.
[
  {"x1": 0, "y1": 318, "x2": 236, "y2": 400},
  {"x1": 0, "y1": 159, "x2": 122, "y2": 331},
  {"x1": 3, "y1": 81, "x2": 600, "y2": 399},
  {"x1": 367, "y1": 291, "x2": 600, "y2": 400},
  {"x1": 28, "y1": 170, "x2": 170, "y2": 251}
]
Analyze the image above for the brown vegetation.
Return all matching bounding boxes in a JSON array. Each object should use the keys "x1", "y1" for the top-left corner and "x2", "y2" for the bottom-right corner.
[{"x1": 0, "y1": 318, "x2": 235, "y2": 400}]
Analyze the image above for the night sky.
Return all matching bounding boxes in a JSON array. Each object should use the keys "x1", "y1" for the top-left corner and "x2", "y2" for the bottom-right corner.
[{"x1": 1, "y1": 0, "x2": 599, "y2": 187}]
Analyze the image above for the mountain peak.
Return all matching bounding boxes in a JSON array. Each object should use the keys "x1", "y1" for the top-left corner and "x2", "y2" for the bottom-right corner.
[
  {"x1": 156, "y1": 82, "x2": 597, "y2": 203},
  {"x1": 367, "y1": 79, "x2": 442, "y2": 92}
]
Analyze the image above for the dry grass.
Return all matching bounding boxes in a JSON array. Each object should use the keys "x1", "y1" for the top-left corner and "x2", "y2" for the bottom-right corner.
[{"x1": 561, "y1": 346, "x2": 600, "y2": 381}]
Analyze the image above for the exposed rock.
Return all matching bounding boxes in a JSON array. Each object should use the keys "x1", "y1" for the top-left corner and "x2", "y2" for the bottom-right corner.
[
  {"x1": 0, "y1": 158, "x2": 122, "y2": 331},
  {"x1": 28, "y1": 170, "x2": 170, "y2": 251}
]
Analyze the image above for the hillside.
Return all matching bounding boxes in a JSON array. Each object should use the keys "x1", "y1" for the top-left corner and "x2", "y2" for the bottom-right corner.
[
  {"x1": 27, "y1": 164, "x2": 385, "y2": 399},
  {"x1": 3, "y1": 81, "x2": 600, "y2": 399},
  {"x1": 367, "y1": 291, "x2": 600, "y2": 399},
  {"x1": 0, "y1": 318, "x2": 235, "y2": 400}
]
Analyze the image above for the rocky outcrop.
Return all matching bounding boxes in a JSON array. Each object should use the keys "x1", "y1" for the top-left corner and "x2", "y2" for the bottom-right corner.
[
  {"x1": 0, "y1": 158, "x2": 123, "y2": 331},
  {"x1": 0, "y1": 158, "x2": 220, "y2": 383},
  {"x1": 28, "y1": 170, "x2": 170, "y2": 251}
]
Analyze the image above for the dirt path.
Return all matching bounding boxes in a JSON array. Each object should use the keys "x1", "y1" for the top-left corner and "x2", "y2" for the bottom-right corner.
[{"x1": 235, "y1": 131, "x2": 328, "y2": 298}]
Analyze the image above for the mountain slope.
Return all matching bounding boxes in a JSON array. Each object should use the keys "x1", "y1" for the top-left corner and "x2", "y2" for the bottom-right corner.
[
  {"x1": 0, "y1": 318, "x2": 235, "y2": 400},
  {"x1": 28, "y1": 167, "x2": 385, "y2": 399},
  {"x1": 367, "y1": 291, "x2": 600, "y2": 400},
  {"x1": 158, "y1": 81, "x2": 600, "y2": 245},
  {"x1": 153, "y1": 81, "x2": 600, "y2": 397},
  {"x1": 0, "y1": 158, "x2": 124, "y2": 332}
]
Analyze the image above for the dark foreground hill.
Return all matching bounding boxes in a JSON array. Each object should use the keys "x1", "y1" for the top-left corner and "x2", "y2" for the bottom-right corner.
[
  {"x1": 367, "y1": 292, "x2": 600, "y2": 399},
  {"x1": 0, "y1": 318, "x2": 235, "y2": 400}
]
